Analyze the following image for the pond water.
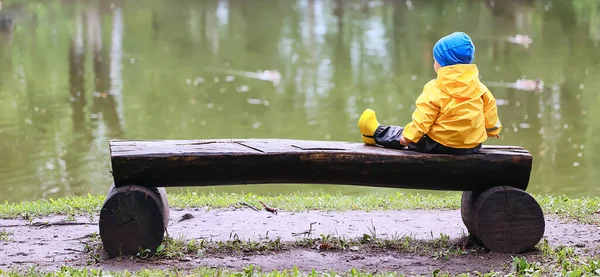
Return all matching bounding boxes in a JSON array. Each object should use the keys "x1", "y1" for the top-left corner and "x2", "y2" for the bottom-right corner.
[{"x1": 1, "y1": 0, "x2": 600, "y2": 202}]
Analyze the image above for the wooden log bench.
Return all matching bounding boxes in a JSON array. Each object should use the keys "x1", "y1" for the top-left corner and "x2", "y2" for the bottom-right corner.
[{"x1": 100, "y1": 139, "x2": 544, "y2": 257}]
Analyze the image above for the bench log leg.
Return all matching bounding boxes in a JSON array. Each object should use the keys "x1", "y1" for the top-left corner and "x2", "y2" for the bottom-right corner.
[
  {"x1": 460, "y1": 186, "x2": 545, "y2": 253},
  {"x1": 99, "y1": 185, "x2": 169, "y2": 257}
]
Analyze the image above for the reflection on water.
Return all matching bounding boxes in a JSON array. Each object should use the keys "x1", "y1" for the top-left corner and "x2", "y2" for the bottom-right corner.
[{"x1": 1, "y1": 0, "x2": 600, "y2": 202}]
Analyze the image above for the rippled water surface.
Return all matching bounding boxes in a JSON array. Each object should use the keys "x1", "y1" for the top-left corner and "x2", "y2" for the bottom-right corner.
[{"x1": 1, "y1": 0, "x2": 600, "y2": 202}]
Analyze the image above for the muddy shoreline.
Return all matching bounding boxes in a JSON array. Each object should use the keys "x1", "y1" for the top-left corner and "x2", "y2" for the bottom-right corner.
[{"x1": 1, "y1": 208, "x2": 599, "y2": 274}]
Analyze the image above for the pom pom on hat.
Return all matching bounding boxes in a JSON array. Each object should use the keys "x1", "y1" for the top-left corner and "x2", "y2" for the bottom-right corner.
[{"x1": 433, "y1": 32, "x2": 475, "y2": 67}]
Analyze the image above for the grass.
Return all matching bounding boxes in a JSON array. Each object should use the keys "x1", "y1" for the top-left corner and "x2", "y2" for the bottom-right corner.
[
  {"x1": 0, "y1": 228, "x2": 12, "y2": 241},
  {"x1": 0, "y1": 191, "x2": 598, "y2": 223},
  {"x1": 80, "y1": 230, "x2": 475, "y2": 264},
  {"x1": 0, "y1": 194, "x2": 104, "y2": 220},
  {"x1": 2, "y1": 265, "x2": 447, "y2": 277},
  {"x1": 536, "y1": 195, "x2": 600, "y2": 223},
  {"x1": 169, "y1": 191, "x2": 462, "y2": 211},
  {"x1": 507, "y1": 239, "x2": 600, "y2": 276},
  {"x1": 0, "y1": 204, "x2": 598, "y2": 276},
  {"x1": 74, "y1": 232, "x2": 486, "y2": 276},
  {"x1": 0, "y1": 191, "x2": 596, "y2": 276},
  {"x1": 115, "y1": 232, "x2": 473, "y2": 261},
  {"x1": 3, "y1": 246, "x2": 600, "y2": 277},
  {"x1": 77, "y1": 232, "x2": 597, "y2": 276}
]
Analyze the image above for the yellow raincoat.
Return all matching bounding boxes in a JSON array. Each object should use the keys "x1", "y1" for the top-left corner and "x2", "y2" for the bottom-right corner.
[{"x1": 402, "y1": 64, "x2": 502, "y2": 149}]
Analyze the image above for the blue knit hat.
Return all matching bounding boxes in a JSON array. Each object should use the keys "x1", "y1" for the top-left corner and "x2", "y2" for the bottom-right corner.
[{"x1": 433, "y1": 32, "x2": 475, "y2": 67}]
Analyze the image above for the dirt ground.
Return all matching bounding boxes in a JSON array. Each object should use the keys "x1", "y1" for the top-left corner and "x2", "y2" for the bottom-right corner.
[{"x1": 1, "y1": 208, "x2": 599, "y2": 275}]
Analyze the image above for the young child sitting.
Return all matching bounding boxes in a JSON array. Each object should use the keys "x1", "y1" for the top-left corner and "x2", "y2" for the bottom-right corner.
[{"x1": 358, "y1": 32, "x2": 502, "y2": 154}]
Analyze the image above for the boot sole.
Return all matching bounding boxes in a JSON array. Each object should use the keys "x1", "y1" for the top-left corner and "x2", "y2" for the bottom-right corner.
[{"x1": 358, "y1": 110, "x2": 377, "y2": 145}]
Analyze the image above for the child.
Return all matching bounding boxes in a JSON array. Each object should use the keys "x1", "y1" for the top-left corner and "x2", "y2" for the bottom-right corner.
[{"x1": 358, "y1": 32, "x2": 502, "y2": 154}]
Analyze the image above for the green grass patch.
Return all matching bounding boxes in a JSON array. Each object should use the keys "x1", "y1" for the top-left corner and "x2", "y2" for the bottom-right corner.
[
  {"x1": 88, "y1": 232, "x2": 476, "y2": 263},
  {"x1": 171, "y1": 191, "x2": 462, "y2": 211},
  {"x1": 3, "y1": 246, "x2": 600, "y2": 277},
  {"x1": 0, "y1": 228, "x2": 12, "y2": 241},
  {"x1": 79, "y1": 232, "x2": 595, "y2": 276},
  {"x1": 536, "y1": 195, "x2": 600, "y2": 223},
  {"x1": 0, "y1": 192, "x2": 598, "y2": 223},
  {"x1": 1, "y1": 265, "x2": 443, "y2": 277},
  {"x1": 0, "y1": 194, "x2": 104, "y2": 220},
  {"x1": 508, "y1": 239, "x2": 600, "y2": 276},
  {"x1": 0, "y1": 266, "x2": 493, "y2": 277},
  {"x1": 4, "y1": 229, "x2": 600, "y2": 277}
]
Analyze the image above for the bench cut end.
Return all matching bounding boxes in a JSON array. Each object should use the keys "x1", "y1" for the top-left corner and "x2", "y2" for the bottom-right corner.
[{"x1": 99, "y1": 185, "x2": 169, "y2": 257}]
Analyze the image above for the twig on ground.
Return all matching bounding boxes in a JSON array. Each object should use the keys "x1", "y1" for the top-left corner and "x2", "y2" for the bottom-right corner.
[
  {"x1": 292, "y1": 222, "x2": 317, "y2": 237},
  {"x1": 237, "y1": 201, "x2": 259, "y2": 212},
  {"x1": 29, "y1": 221, "x2": 93, "y2": 228},
  {"x1": 70, "y1": 233, "x2": 97, "y2": 241},
  {"x1": 259, "y1": 201, "x2": 279, "y2": 215},
  {"x1": 178, "y1": 213, "x2": 194, "y2": 223}
]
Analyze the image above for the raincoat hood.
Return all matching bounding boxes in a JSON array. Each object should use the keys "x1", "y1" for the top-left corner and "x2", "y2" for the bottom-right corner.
[{"x1": 435, "y1": 64, "x2": 483, "y2": 99}]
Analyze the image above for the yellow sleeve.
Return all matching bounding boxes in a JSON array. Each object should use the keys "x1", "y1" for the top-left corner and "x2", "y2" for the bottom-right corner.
[
  {"x1": 482, "y1": 90, "x2": 502, "y2": 136},
  {"x1": 402, "y1": 86, "x2": 440, "y2": 143}
]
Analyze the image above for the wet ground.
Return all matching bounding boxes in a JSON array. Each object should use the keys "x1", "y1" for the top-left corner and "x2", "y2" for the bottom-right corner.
[{"x1": 1, "y1": 208, "x2": 599, "y2": 275}]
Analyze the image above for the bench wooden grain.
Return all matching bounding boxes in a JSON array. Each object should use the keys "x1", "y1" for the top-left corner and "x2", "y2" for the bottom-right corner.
[{"x1": 99, "y1": 139, "x2": 544, "y2": 257}]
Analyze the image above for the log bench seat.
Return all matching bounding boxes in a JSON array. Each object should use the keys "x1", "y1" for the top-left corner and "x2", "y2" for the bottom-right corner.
[{"x1": 100, "y1": 139, "x2": 544, "y2": 257}]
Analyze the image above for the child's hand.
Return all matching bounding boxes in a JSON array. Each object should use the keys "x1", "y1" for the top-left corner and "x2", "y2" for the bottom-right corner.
[
  {"x1": 490, "y1": 134, "x2": 500, "y2": 138},
  {"x1": 399, "y1": 135, "x2": 409, "y2": 146}
]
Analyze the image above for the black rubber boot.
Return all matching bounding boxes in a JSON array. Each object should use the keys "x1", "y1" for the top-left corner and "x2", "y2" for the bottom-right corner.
[{"x1": 373, "y1": 125, "x2": 406, "y2": 150}]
